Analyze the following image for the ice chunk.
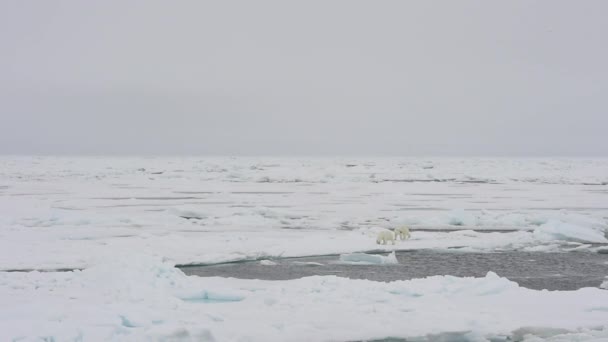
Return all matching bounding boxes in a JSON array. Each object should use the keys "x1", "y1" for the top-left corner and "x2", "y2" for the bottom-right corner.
[
  {"x1": 339, "y1": 251, "x2": 398, "y2": 265},
  {"x1": 292, "y1": 261, "x2": 324, "y2": 266},
  {"x1": 601, "y1": 277, "x2": 608, "y2": 290},
  {"x1": 259, "y1": 260, "x2": 277, "y2": 266},
  {"x1": 534, "y1": 220, "x2": 608, "y2": 244}
]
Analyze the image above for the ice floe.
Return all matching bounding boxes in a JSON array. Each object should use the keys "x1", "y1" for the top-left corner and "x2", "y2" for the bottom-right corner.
[
  {"x1": 339, "y1": 251, "x2": 399, "y2": 265},
  {"x1": 1, "y1": 257, "x2": 607, "y2": 341},
  {"x1": 534, "y1": 220, "x2": 608, "y2": 244}
]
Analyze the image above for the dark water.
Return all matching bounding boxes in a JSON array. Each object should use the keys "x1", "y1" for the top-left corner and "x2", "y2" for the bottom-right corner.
[{"x1": 181, "y1": 251, "x2": 608, "y2": 291}]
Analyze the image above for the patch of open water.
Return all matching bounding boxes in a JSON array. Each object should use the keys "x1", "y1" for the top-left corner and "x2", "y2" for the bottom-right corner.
[{"x1": 181, "y1": 251, "x2": 608, "y2": 291}]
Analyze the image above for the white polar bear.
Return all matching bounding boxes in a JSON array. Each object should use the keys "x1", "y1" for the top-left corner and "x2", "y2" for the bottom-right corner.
[
  {"x1": 376, "y1": 230, "x2": 395, "y2": 245},
  {"x1": 394, "y1": 225, "x2": 411, "y2": 240}
]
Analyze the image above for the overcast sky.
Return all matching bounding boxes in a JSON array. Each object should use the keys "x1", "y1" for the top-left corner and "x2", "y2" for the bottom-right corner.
[{"x1": 1, "y1": 1, "x2": 607, "y2": 156}]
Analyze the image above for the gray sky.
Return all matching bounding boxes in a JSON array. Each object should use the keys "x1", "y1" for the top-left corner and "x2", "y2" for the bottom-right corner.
[{"x1": 1, "y1": 1, "x2": 607, "y2": 156}]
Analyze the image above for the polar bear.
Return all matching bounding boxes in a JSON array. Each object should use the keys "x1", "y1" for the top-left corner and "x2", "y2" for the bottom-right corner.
[
  {"x1": 394, "y1": 225, "x2": 411, "y2": 240},
  {"x1": 376, "y1": 230, "x2": 395, "y2": 245}
]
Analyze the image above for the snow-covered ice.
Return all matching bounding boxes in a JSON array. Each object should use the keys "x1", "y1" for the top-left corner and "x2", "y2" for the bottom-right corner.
[
  {"x1": 1, "y1": 256, "x2": 608, "y2": 341},
  {"x1": 339, "y1": 251, "x2": 399, "y2": 265},
  {"x1": 534, "y1": 220, "x2": 608, "y2": 244},
  {"x1": 1, "y1": 157, "x2": 608, "y2": 340},
  {"x1": 1, "y1": 157, "x2": 607, "y2": 269}
]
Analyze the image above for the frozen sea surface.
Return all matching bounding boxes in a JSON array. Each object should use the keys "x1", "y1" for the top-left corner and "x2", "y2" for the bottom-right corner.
[
  {"x1": 182, "y1": 251, "x2": 608, "y2": 290},
  {"x1": 1, "y1": 156, "x2": 608, "y2": 269},
  {"x1": 2, "y1": 256, "x2": 608, "y2": 342},
  {"x1": 2, "y1": 157, "x2": 608, "y2": 340}
]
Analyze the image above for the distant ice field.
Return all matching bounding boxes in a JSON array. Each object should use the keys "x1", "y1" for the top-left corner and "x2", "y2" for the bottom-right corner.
[{"x1": 1, "y1": 156, "x2": 607, "y2": 269}]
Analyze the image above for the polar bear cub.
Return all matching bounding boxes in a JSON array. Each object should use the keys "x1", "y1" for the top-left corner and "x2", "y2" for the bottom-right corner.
[
  {"x1": 376, "y1": 230, "x2": 395, "y2": 245},
  {"x1": 394, "y1": 225, "x2": 411, "y2": 240}
]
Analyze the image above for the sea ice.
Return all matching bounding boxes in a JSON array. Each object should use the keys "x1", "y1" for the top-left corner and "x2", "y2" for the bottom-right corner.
[
  {"x1": 339, "y1": 251, "x2": 399, "y2": 265},
  {"x1": 260, "y1": 260, "x2": 278, "y2": 266},
  {"x1": 1, "y1": 257, "x2": 607, "y2": 341},
  {"x1": 2, "y1": 156, "x2": 608, "y2": 340},
  {"x1": 534, "y1": 220, "x2": 608, "y2": 244}
]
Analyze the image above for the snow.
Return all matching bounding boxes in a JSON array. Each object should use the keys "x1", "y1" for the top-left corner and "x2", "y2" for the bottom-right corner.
[
  {"x1": 510, "y1": 327, "x2": 574, "y2": 341},
  {"x1": 4, "y1": 223, "x2": 602, "y2": 271},
  {"x1": 339, "y1": 251, "x2": 399, "y2": 265},
  {"x1": 0, "y1": 156, "x2": 607, "y2": 269},
  {"x1": 1, "y1": 157, "x2": 608, "y2": 340},
  {"x1": 534, "y1": 220, "x2": 608, "y2": 244},
  {"x1": 1, "y1": 256, "x2": 608, "y2": 341}
]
